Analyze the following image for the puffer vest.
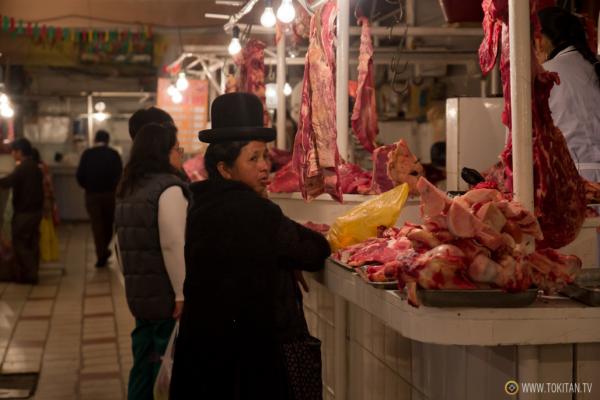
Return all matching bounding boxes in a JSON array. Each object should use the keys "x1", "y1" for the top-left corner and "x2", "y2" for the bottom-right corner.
[{"x1": 115, "y1": 173, "x2": 188, "y2": 320}]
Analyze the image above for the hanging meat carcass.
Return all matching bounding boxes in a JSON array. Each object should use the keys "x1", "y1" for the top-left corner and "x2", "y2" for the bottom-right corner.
[
  {"x1": 478, "y1": 0, "x2": 587, "y2": 249},
  {"x1": 291, "y1": 0, "x2": 342, "y2": 202},
  {"x1": 235, "y1": 39, "x2": 271, "y2": 127},
  {"x1": 350, "y1": 17, "x2": 378, "y2": 152}
]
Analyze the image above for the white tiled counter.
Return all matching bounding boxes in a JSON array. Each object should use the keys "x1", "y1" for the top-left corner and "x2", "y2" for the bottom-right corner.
[
  {"x1": 302, "y1": 261, "x2": 600, "y2": 400},
  {"x1": 271, "y1": 194, "x2": 600, "y2": 400}
]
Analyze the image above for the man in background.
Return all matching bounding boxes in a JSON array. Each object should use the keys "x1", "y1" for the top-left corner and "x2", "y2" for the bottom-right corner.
[
  {"x1": 77, "y1": 130, "x2": 123, "y2": 267},
  {"x1": 0, "y1": 138, "x2": 44, "y2": 284}
]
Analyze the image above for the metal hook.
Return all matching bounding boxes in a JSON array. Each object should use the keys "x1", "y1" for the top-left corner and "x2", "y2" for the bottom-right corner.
[
  {"x1": 391, "y1": 74, "x2": 410, "y2": 95},
  {"x1": 354, "y1": 1, "x2": 362, "y2": 20}
]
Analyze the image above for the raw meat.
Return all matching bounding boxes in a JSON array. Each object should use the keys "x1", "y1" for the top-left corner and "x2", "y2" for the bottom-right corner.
[
  {"x1": 268, "y1": 148, "x2": 292, "y2": 172},
  {"x1": 479, "y1": 0, "x2": 587, "y2": 249},
  {"x1": 235, "y1": 39, "x2": 271, "y2": 127},
  {"x1": 387, "y1": 140, "x2": 425, "y2": 195},
  {"x1": 268, "y1": 162, "x2": 300, "y2": 193},
  {"x1": 338, "y1": 163, "x2": 372, "y2": 195},
  {"x1": 333, "y1": 177, "x2": 582, "y2": 307},
  {"x1": 371, "y1": 144, "x2": 397, "y2": 193},
  {"x1": 292, "y1": 0, "x2": 342, "y2": 202},
  {"x1": 269, "y1": 160, "x2": 371, "y2": 195},
  {"x1": 350, "y1": 17, "x2": 378, "y2": 153},
  {"x1": 182, "y1": 154, "x2": 207, "y2": 182},
  {"x1": 303, "y1": 221, "x2": 330, "y2": 235}
]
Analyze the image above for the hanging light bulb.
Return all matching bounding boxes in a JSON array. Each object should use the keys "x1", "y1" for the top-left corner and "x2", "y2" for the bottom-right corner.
[
  {"x1": 171, "y1": 90, "x2": 183, "y2": 104},
  {"x1": 283, "y1": 82, "x2": 292, "y2": 96},
  {"x1": 0, "y1": 104, "x2": 14, "y2": 118},
  {"x1": 260, "y1": 0, "x2": 276, "y2": 28},
  {"x1": 167, "y1": 83, "x2": 178, "y2": 97},
  {"x1": 0, "y1": 94, "x2": 8, "y2": 105},
  {"x1": 176, "y1": 72, "x2": 189, "y2": 91},
  {"x1": 277, "y1": 0, "x2": 295, "y2": 23},
  {"x1": 228, "y1": 26, "x2": 242, "y2": 56}
]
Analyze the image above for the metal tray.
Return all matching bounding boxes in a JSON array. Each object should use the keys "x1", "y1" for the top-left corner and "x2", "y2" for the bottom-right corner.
[
  {"x1": 329, "y1": 257, "x2": 354, "y2": 271},
  {"x1": 560, "y1": 269, "x2": 600, "y2": 306},
  {"x1": 356, "y1": 266, "x2": 399, "y2": 290},
  {"x1": 417, "y1": 288, "x2": 539, "y2": 308}
]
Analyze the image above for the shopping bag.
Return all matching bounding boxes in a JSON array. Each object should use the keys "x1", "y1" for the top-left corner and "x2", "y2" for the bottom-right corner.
[
  {"x1": 40, "y1": 216, "x2": 60, "y2": 262},
  {"x1": 327, "y1": 183, "x2": 409, "y2": 251},
  {"x1": 153, "y1": 322, "x2": 179, "y2": 400}
]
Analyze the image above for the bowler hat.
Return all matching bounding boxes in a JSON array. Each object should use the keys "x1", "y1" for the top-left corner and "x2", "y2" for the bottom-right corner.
[{"x1": 198, "y1": 93, "x2": 276, "y2": 143}]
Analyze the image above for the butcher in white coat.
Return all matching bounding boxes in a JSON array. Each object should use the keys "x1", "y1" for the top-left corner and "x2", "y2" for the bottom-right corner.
[{"x1": 537, "y1": 6, "x2": 600, "y2": 182}]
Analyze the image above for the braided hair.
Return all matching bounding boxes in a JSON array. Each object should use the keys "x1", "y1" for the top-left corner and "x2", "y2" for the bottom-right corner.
[{"x1": 538, "y1": 6, "x2": 600, "y2": 87}]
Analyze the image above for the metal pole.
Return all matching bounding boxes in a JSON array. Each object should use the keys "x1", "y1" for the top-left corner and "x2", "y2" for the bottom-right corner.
[
  {"x1": 336, "y1": 0, "x2": 350, "y2": 161},
  {"x1": 87, "y1": 94, "x2": 93, "y2": 147},
  {"x1": 276, "y1": 32, "x2": 287, "y2": 149},
  {"x1": 509, "y1": 0, "x2": 534, "y2": 213},
  {"x1": 235, "y1": 23, "x2": 483, "y2": 37}
]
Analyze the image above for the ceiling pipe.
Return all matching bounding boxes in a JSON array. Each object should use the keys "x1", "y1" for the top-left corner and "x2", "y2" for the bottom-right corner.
[{"x1": 223, "y1": 0, "x2": 260, "y2": 31}]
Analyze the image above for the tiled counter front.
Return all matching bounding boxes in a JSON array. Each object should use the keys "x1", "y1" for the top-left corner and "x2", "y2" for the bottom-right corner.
[{"x1": 303, "y1": 262, "x2": 600, "y2": 400}]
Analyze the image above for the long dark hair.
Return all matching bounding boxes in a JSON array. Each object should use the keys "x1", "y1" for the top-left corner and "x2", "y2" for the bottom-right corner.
[
  {"x1": 117, "y1": 123, "x2": 178, "y2": 198},
  {"x1": 538, "y1": 7, "x2": 600, "y2": 87},
  {"x1": 204, "y1": 141, "x2": 250, "y2": 180}
]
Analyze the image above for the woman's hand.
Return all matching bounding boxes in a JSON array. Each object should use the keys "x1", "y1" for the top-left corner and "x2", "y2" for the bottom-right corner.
[{"x1": 172, "y1": 301, "x2": 184, "y2": 320}]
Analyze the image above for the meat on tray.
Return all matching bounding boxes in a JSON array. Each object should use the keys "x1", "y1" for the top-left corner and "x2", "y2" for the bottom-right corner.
[
  {"x1": 292, "y1": 0, "x2": 342, "y2": 202},
  {"x1": 371, "y1": 140, "x2": 424, "y2": 195},
  {"x1": 332, "y1": 177, "x2": 582, "y2": 307},
  {"x1": 478, "y1": 0, "x2": 587, "y2": 249},
  {"x1": 350, "y1": 17, "x2": 378, "y2": 153}
]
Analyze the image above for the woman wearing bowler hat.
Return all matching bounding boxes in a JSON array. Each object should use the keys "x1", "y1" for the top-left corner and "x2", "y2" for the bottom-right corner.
[{"x1": 169, "y1": 93, "x2": 330, "y2": 399}]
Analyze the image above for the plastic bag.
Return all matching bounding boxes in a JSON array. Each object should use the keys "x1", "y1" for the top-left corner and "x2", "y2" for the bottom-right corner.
[
  {"x1": 40, "y1": 216, "x2": 60, "y2": 262},
  {"x1": 327, "y1": 183, "x2": 409, "y2": 251},
  {"x1": 153, "y1": 322, "x2": 179, "y2": 400}
]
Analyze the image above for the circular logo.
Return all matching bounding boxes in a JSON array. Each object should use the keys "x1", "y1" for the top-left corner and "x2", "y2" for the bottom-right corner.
[{"x1": 505, "y1": 380, "x2": 519, "y2": 395}]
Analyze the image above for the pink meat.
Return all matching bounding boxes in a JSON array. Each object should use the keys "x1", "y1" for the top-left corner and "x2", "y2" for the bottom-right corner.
[
  {"x1": 479, "y1": 0, "x2": 586, "y2": 249},
  {"x1": 371, "y1": 144, "x2": 397, "y2": 193},
  {"x1": 182, "y1": 154, "x2": 207, "y2": 182},
  {"x1": 268, "y1": 161, "x2": 300, "y2": 193},
  {"x1": 416, "y1": 177, "x2": 452, "y2": 218},
  {"x1": 338, "y1": 162, "x2": 372, "y2": 194},
  {"x1": 235, "y1": 39, "x2": 270, "y2": 127},
  {"x1": 269, "y1": 160, "x2": 371, "y2": 195},
  {"x1": 292, "y1": 1, "x2": 342, "y2": 202},
  {"x1": 350, "y1": 17, "x2": 378, "y2": 152},
  {"x1": 387, "y1": 140, "x2": 425, "y2": 196}
]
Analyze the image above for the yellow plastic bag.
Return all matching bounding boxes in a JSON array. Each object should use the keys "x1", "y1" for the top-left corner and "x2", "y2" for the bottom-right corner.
[
  {"x1": 327, "y1": 183, "x2": 410, "y2": 251},
  {"x1": 40, "y1": 216, "x2": 60, "y2": 263}
]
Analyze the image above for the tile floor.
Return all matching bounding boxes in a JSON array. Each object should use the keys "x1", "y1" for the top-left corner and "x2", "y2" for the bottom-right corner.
[{"x1": 0, "y1": 223, "x2": 135, "y2": 400}]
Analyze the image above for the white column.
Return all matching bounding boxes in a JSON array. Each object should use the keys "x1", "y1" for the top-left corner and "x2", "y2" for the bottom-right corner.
[
  {"x1": 276, "y1": 32, "x2": 287, "y2": 149},
  {"x1": 508, "y1": 0, "x2": 534, "y2": 213},
  {"x1": 336, "y1": 0, "x2": 350, "y2": 161}
]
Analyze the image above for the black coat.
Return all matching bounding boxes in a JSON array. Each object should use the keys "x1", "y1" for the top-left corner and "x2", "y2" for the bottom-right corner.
[{"x1": 170, "y1": 178, "x2": 330, "y2": 400}]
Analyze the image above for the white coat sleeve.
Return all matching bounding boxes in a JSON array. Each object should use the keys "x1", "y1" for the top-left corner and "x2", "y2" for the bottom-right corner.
[{"x1": 158, "y1": 186, "x2": 187, "y2": 301}]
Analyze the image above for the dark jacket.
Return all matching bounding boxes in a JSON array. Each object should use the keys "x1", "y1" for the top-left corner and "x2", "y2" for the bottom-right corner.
[
  {"x1": 115, "y1": 173, "x2": 188, "y2": 320},
  {"x1": 0, "y1": 157, "x2": 43, "y2": 214},
  {"x1": 170, "y1": 179, "x2": 330, "y2": 400},
  {"x1": 76, "y1": 145, "x2": 123, "y2": 193}
]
